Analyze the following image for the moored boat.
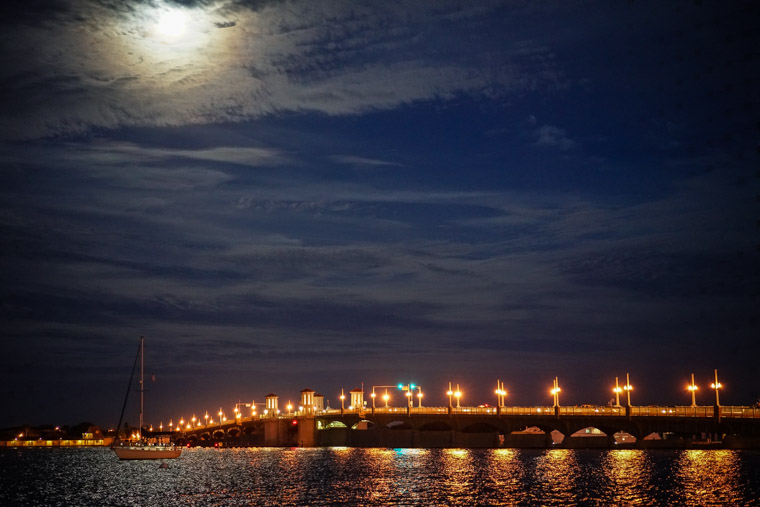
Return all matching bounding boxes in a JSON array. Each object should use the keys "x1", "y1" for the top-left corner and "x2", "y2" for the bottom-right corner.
[{"x1": 112, "y1": 336, "x2": 181, "y2": 460}]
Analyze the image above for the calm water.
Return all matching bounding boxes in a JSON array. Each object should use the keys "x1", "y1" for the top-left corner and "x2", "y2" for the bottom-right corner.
[{"x1": 1, "y1": 447, "x2": 759, "y2": 506}]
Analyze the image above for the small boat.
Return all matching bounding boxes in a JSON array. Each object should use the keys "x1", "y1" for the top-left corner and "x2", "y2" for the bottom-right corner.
[{"x1": 112, "y1": 336, "x2": 181, "y2": 460}]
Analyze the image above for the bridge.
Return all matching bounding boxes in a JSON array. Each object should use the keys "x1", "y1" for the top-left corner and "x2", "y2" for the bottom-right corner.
[{"x1": 166, "y1": 404, "x2": 760, "y2": 450}]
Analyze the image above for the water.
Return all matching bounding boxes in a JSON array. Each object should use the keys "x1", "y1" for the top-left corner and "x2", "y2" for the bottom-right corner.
[{"x1": 2, "y1": 447, "x2": 759, "y2": 506}]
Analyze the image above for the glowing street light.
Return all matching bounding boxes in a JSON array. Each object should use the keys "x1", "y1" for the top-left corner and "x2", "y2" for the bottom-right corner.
[
  {"x1": 687, "y1": 373, "x2": 699, "y2": 407},
  {"x1": 417, "y1": 387, "x2": 423, "y2": 408},
  {"x1": 495, "y1": 379, "x2": 507, "y2": 407},
  {"x1": 371, "y1": 385, "x2": 398, "y2": 411},
  {"x1": 287, "y1": 402, "x2": 293, "y2": 415},
  {"x1": 550, "y1": 377, "x2": 561, "y2": 408},
  {"x1": 612, "y1": 377, "x2": 622, "y2": 408},
  {"x1": 623, "y1": 373, "x2": 633, "y2": 407},
  {"x1": 447, "y1": 382, "x2": 454, "y2": 408},
  {"x1": 340, "y1": 389, "x2": 346, "y2": 410},
  {"x1": 711, "y1": 369, "x2": 722, "y2": 406},
  {"x1": 204, "y1": 411, "x2": 209, "y2": 426}
]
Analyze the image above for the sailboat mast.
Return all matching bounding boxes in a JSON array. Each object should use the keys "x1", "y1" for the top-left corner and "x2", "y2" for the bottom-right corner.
[{"x1": 139, "y1": 336, "x2": 144, "y2": 435}]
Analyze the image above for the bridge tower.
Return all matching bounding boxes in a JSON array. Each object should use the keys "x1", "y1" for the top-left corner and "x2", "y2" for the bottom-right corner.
[
  {"x1": 265, "y1": 393, "x2": 279, "y2": 416},
  {"x1": 300, "y1": 388, "x2": 315, "y2": 413},
  {"x1": 314, "y1": 393, "x2": 325, "y2": 412},
  {"x1": 350, "y1": 388, "x2": 364, "y2": 410}
]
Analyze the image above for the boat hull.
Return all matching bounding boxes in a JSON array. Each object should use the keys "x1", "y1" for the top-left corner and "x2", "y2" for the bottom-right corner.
[{"x1": 113, "y1": 446, "x2": 182, "y2": 460}]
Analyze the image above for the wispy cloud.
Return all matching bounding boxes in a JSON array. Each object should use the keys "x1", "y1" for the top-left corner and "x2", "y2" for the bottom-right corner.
[{"x1": 0, "y1": 0, "x2": 559, "y2": 139}]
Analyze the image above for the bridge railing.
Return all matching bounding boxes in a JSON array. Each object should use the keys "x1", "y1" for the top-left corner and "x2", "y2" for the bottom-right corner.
[{"x1": 182, "y1": 405, "x2": 760, "y2": 430}]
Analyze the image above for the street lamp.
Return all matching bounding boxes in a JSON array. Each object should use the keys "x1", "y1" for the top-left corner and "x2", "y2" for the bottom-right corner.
[
  {"x1": 204, "y1": 411, "x2": 209, "y2": 426},
  {"x1": 371, "y1": 385, "x2": 398, "y2": 411},
  {"x1": 623, "y1": 373, "x2": 633, "y2": 407},
  {"x1": 340, "y1": 389, "x2": 346, "y2": 410},
  {"x1": 397, "y1": 383, "x2": 418, "y2": 408},
  {"x1": 551, "y1": 377, "x2": 561, "y2": 407},
  {"x1": 612, "y1": 377, "x2": 622, "y2": 408},
  {"x1": 447, "y1": 382, "x2": 454, "y2": 408},
  {"x1": 687, "y1": 373, "x2": 698, "y2": 407},
  {"x1": 711, "y1": 369, "x2": 722, "y2": 406},
  {"x1": 495, "y1": 379, "x2": 507, "y2": 407},
  {"x1": 417, "y1": 387, "x2": 423, "y2": 408}
]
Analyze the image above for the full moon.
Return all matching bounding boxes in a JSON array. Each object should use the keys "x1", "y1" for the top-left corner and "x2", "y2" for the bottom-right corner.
[{"x1": 157, "y1": 10, "x2": 187, "y2": 38}]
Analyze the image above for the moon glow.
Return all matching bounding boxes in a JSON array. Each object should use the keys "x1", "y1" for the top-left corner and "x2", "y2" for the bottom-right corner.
[{"x1": 157, "y1": 10, "x2": 188, "y2": 38}]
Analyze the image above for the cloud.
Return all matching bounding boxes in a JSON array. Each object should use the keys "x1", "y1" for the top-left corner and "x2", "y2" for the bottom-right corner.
[
  {"x1": 533, "y1": 124, "x2": 575, "y2": 150},
  {"x1": 329, "y1": 155, "x2": 402, "y2": 168},
  {"x1": 0, "y1": 0, "x2": 558, "y2": 139}
]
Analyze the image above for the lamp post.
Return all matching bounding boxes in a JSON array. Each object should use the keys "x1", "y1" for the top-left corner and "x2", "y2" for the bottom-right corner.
[
  {"x1": 623, "y1": 373, "x2": 633, "y2": 407},
  {"x1": 455, "y1": 384, "x2": 462, "y2": 408},
  {"x1": 710, "y1": 369, "x2": 722, "y2": 407},
  {"x1": 687, "y1": 373, "x2": 698, "y2": 408},
  {"x1": 340, "y1": 389, "x2": 346, "y2": 411},
  {"x1": 447, "y1": 382, "x2": 454, "y2": 409},
  {"x1": 417, "y1": 386, "x2": 423, "y2": 408},
  {"x1": 371, "y1": 385, "x2": 398, "y2": 412},
  {"x1": 397, "y1": 383, "x2": 418, "y2": 408},
  {"x1": 612, "y1": 377, "x2": 622, "y2": 408},
  {"x1": 495, "y1": 379, "x2": 507, "y2": 408},
  {"x1": 551, "y1": 377, "x2": 561, "y2": 408}
]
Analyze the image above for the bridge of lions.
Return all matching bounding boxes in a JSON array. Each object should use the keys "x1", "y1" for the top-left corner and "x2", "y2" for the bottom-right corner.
[{"x1": 178, "y1": 403, "x2": 760, "y2": 449}]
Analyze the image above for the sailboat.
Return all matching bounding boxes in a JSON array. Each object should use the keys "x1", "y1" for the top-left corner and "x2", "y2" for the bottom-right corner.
[{"x1": 113, "y1": 336, "x2": 181, "y2": 460}]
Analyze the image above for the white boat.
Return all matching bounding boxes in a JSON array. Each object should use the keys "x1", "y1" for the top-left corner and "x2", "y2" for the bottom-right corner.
[
  {"x1": 113, "y1": 444, "x2": 181, "y2": 460},
  {"x1": 113, "y1": 336, "x2": 181, "y2": 460}
]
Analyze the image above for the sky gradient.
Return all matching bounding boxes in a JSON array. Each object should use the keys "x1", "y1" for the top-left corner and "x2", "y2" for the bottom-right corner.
[{"x1": 1, "y1": 0, "x2": 758, "y2": 428}]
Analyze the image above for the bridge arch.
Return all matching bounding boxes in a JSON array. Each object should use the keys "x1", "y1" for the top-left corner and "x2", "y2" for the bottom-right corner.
[
  {"x1": 351, "y1": 419, "x2": 376, "y2": 430},
  {"x1": 322, "y1": 420, "x2": 348, "y2": 429},
  {"x1": 462, "y1": 422, "x2": 501, "y2": 434},
  {"x1": 419, "y1": 421, "x2": 453, "y2": 432}
]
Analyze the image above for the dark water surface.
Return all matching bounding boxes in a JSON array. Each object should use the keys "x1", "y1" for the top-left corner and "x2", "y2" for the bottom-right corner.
[{"x1": 1, "y1": 447, "x2": 759, "y2": 506}]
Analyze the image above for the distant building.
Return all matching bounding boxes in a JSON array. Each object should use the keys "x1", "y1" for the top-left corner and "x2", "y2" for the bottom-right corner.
[
  {"x1": 350, "y1": 388, "x2": 364, "y2": 410},
  {"x1": 314, "y1": 393, "x2": 325, "y2": 412},
  {"x1": 265, "y1": 393, "x2": 279, "y2": 415},
  {"x1": 300, "y1": 388, "x2": 315, "y2": 413}
]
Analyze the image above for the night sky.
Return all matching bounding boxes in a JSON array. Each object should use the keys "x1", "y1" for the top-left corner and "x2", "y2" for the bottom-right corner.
[{"x1": 1, "y1": 0, "x2": 758, "y2": 429}]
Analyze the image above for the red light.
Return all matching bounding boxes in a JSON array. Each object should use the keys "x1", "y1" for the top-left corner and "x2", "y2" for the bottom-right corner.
[{"x1": 292, "y1": 420, "x2": 298, "y2": 425}]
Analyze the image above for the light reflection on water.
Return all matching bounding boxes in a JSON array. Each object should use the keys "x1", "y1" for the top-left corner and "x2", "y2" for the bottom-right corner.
[
  {"x1": 674, "y1": 449, "x2": 747, "y2": 506},
  {"x1": 1, "y1": 447, "x2": 759, "y2": 506}
]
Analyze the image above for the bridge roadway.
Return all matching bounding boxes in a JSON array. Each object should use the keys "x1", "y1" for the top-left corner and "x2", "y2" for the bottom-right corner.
[{"x1": 173, "y1": 405, "x2": 760, "y2": 449}]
